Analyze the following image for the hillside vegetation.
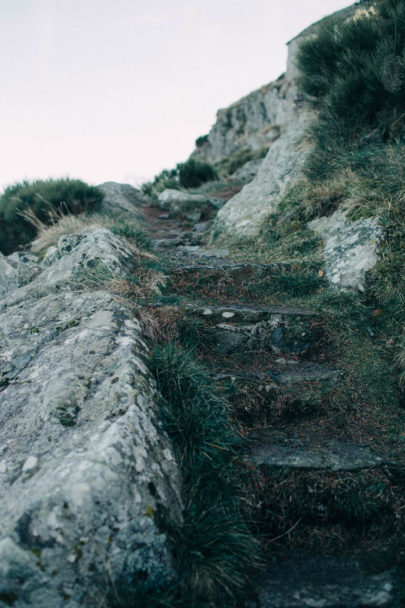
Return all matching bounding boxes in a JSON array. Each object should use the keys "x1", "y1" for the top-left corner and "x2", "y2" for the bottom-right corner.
[
  {"x1": 296, "y1": 0, "x2": 405, "y2": 391},
  {"x1": 0, "y1": 178, "x2": 103, "y2": 254}
]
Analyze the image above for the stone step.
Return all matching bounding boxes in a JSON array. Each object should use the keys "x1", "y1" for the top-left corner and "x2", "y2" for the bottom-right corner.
[
  {"x1": 218, "y1": 362, "x2": 344, "y2": 386},
  {"x1": 184, "y1": 303, "x2": 322, "y2": 355},
  {"x1": 166, "y1": 245, "x2": 289, "y2": 272},
  {"x1": 248, "y1": 437, "x2": 390, "y2": 472},
  {"x1": 218, "y1": 363, "x2": 344, "y2": 426},
  {"x1": 250, "y1": 553, "x2": 395, "y2": 608}
]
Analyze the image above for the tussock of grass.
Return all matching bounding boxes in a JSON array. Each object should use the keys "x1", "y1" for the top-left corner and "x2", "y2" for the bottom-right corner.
[
  {"x1": 31, "y1": 211, "x2": 155, "y2": 260},
  {"x1": 148, "y1": 343, "x2": 259, "y2": 606},
  {"x1": 297, "y1": 0, "x2": 405, "y2": 139},
  {"x1": 31, "y1": 213, "x2": 99, "y2": 253}
]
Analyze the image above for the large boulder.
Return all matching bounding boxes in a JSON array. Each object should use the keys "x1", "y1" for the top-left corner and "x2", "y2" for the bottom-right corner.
[
  {"x1": 308, "y1": 210, "x2": 384, "y2": 291},
  {"x1": 0, "y1": 226, "x2": 182, "y2": 607},
  {"x1": 97, "y1": 182, "x2": 146, "y2": 219}
]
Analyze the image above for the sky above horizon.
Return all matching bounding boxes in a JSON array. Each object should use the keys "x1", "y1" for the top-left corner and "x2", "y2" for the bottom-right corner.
[{"x1": 0, "y1": 0, "x2": 353, "y2": 190}]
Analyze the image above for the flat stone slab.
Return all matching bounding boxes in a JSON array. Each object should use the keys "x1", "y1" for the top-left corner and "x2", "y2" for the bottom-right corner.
[
  {"x1": 186, "y1": 303, "x2": 317, "y2": 323},
  {"x1": 249, "y1": 439, "x2": 388, "y2": 471},
  {"x1": 253, "y1": 553, "x2": 394, "y2": 607},
  {"x1": 181, "y1": 304, "x2": 321, "y2": 356},
  {"x1": 218, "y1": 363, "x2": 344, "y2": 386},
  {"x1": 175, "y1": 245, "x2": 230, "y2": 258}
]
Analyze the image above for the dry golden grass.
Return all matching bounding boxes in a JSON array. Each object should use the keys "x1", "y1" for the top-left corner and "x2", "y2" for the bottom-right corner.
[
  {"x1": 107, "y1": 271, "x2": 167, "y2": 300},
  {"x1": 30, "y1": 213, "x2": 99, "y2": 253},
  {"x1": 28, "y1": 210, "x2": 155, "y2": 261}
]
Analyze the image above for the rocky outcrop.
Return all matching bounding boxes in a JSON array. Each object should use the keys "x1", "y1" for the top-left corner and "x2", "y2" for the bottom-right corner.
[
  {"x1": 213, "y1": 111, "x2": 312, "y2": 237},
  {"x1": 0, "y1": 253, "x2": 41, "y2": 298},
  {"x1": 233, "y1": 157, "x2": 264, "y2": 183},
  {"x1": 0, "y1": 227, "x2": 182, "y2": 607},
  {"x1": 207, "y1": 1, "x2": 376, "y2": 243},
  {"x1": 98, "y1": 181, "x2": 146, "y2": 219},
  {"x1": 192, "y1": 77, "x2": 297, "y2": 165},
  {"x1": 308, "y1": 211, "x2": 384, "y2": 291}
]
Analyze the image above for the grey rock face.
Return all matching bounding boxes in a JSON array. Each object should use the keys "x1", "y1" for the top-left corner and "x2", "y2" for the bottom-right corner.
[
  {"x1": 308, "y1": 210, "x2": 384, "y2": 291},
  {"x1": 0, "y1": 227, "x2": 182, "y2": 607},
  {"x1": 0, "y1": 253, "x2": 18, "y2": 297},
  {"x1": 6, "y1": 252, "x2": 41, "y2": 286},
  {"x1": 7, "y1": 227, "x2": 136, "y2": 304},
  {"x1": 97, "y1": 181, "x2": 146, "y2": 219},
  {"x1": 213, "y1": 111, "x2": 313, "y2": 238},
  {"x1": 0, "y1": 252, "x2": 41, "y2": 298},
  {"x1": 233, "y1": 157, "x2": 264, "y2": 183},
  {"x1": 192, "y1": 77, "x2": 297, "y2": 165},
  {"x1": 157, "y1": 191, "x2": 222, "y2": 224}
]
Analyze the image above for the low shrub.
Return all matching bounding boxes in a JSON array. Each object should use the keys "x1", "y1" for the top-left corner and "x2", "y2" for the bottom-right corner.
[
  {"x1": 177, "y1": 159, "x2": 217, "y2": 189},
  {"x1": 141, "y1": 169, "x2": 180, "y2": 198},
  {"x1": 142, "y1": 160, "x2": 217, "y2": 198},
  {"x1": 297, "y1": 0, "x2": 405, "y2": 140},
  {"x1": 0, "y1": 178, "x2": 103, "y2": 254},
  {"x1": 195, "y1": 135, "x2": 209, "y2": 148}
]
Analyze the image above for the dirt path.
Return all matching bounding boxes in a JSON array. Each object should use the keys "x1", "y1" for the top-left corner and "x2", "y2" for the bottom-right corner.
[{"x1": 140, "y1": 203, "x2": 403, "y2": 607}]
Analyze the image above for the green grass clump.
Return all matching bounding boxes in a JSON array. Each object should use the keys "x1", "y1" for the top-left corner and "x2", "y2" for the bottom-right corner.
[
  {"x1": 141, "y1": 160, "x2": 218, "y2": 199},
  {"x1": 141, "y1": 169, "x2": 180, "y2": 198},
  {"x1": 148, "y1": 343, "x2": 258, "y2": 606},
  {"x1": 297, "y1": 0, "x2": 405, "y2": 140},
  {"x1": 177, "y1": 159, "x2": 218, "y2": 189},
  {"x1": 109, "y1": 218, "x2": 152, "y2": 252},
  {"x1": 0, "y1": 178, "x2": 103, "y2": 254}
]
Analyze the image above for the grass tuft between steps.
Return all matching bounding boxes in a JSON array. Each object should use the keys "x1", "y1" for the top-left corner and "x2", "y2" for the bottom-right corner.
[{"x1": 147, "y1": 343, "x2": 260, "y2": 607}]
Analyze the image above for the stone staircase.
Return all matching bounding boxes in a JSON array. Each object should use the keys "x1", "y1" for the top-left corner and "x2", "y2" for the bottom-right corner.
[{"x1": 142, "y1": 204, "x2": 403, "y2": 607}]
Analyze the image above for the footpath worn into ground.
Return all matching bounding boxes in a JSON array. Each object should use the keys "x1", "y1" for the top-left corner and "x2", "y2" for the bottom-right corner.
[{"x1": 141, "y1": 201, "x2": 404, "y2": 607}]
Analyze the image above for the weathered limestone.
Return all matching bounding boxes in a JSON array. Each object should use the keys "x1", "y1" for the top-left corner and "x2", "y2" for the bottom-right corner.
[
  {"x1": 213, "y1": 111, "x2": 312, "y2": 237},
  {"x1": 308, "y1": 210, "x2": 384, "y2": 291},
  {"x1": 192, "y1": 77, "x2": 298, "y2": 165},
  {"x1": 0, "y1": 253, "x2": 41, "y2": 298},
  {"x1": 0, "y1": 227, "x2": 182, "y2": 607},
  {"x1": 233, "y1": 157, "x2": 264, "y2": 183},
  {"x1": 5, "y1": 227, "x2": 136, "y2": 305},
  {"x1": 97, "y1": 181, "x2": 146, "y2": 219}
]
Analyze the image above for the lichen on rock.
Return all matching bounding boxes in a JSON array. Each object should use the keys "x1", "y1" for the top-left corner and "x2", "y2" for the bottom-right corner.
[
  {"x1": 308, "y1": 210, "x2": 384, "y2": 291},
  {"x1": 0, "y1": 226, "x2": 182, "y2": 607}
]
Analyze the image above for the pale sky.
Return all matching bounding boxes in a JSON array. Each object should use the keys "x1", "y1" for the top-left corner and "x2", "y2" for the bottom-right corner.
[{"x1": 0, "y1": 0, "x2": 353, "y2": 190}]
